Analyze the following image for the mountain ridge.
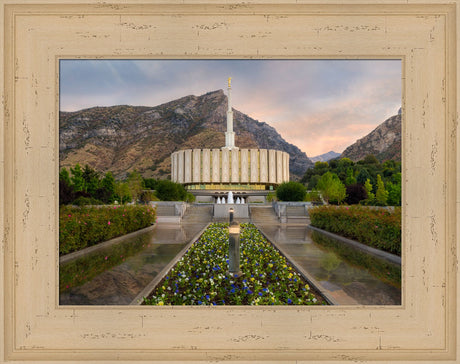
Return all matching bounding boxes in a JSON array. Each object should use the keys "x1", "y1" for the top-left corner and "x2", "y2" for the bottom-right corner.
[
  {"x1": 310, "y1": 151, "x2": 341, "y2": 163},
  {"x1": 59, "y1": 90, "x2": 314, "y2": 180},
  {"x1": 340, "y1": 112, "x2": 401, "y2": 162}
]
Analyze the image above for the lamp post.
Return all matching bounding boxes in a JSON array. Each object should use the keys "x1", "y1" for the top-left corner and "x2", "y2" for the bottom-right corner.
[
  {"x1": 229, "y1": 207, "x2": 234, "y2": 224},
  {"x1": 228, "y1": 208, "x2": 242, "y2": 277}
]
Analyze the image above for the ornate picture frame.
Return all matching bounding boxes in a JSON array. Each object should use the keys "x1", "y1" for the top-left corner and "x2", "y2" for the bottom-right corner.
[{"x1": 1, "y1": 1, "x2": 458, "y2": 362}]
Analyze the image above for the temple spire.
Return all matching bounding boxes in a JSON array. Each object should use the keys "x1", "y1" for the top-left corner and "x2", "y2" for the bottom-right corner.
[{"x1": 224, "y1": 77, "x2": 236, "y2": 150}]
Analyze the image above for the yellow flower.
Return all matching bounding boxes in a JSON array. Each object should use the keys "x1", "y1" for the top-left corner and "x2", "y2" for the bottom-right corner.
[
  {"x1": 158, "y1": 301, "x2": 164, "y2": 306},
  {"x1": 268, "y1": 263, "x2": 273, "y2": 268}
]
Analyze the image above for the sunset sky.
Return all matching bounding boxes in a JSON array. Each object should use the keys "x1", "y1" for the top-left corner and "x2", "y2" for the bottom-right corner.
[{"x1": 60, "y1": 59, "x2": 401, "y2": 158}]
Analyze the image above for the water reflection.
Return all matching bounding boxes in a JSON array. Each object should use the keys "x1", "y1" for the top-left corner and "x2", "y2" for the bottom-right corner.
[
  {"x1": 59, "y1": 223, "x2": 206, "y2": 305},
  {"x1": 257, "y1": 224, "x2": 401, "y2": 305}
]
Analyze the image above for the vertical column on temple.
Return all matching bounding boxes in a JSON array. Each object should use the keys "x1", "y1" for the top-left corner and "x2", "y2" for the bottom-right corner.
[{"x1": 225, "y1": 77, "x2": 235, "y2": 150}]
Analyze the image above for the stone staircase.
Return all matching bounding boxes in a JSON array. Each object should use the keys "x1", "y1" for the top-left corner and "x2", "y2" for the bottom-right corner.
[
  {"x1": 250, "y1": 205, "x2": 279, "y2": 225},
  {"x1": 286, "y1": 205, "x2": 309, "y2": 224},
  {"x1": 182, "y1": 204, "x2": 213, "y2": 224},
  {"x1": 155, "y1": 205, "x2": 175, "y2": 216}
]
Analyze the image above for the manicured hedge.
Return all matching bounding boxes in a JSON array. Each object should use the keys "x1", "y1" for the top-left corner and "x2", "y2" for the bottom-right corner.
[
  {"x1": 59, "y1": 205, "x2": 156, "y2": 255},
  {"x1": 309, "y1": 205, "x2": 401, "y2": 255}
]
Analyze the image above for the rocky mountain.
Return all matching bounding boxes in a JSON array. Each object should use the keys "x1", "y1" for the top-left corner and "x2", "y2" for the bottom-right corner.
[
  {"x1": 59, "y1": 90, "x2": 313, "y2": 180},
  {"x1": 310, "y1": 151, "x2": 341, "y2": 163},
  {"x1": 340, "y1": 112, "x2": 401, "y2": 162}
]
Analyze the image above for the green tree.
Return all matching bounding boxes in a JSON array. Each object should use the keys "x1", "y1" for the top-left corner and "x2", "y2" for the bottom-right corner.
[
  {"x1": 356, "y1": 168, "x2": 371, "y2": 186},
  {"x1": 127, "y1": 170, "x2": 144, "y2": 202},
  {"x1": 59, "y1": 167, "x2": 71, "y2": 186},
  {"x1": 143, "y1": 178, "x2": 157, "y2": 190},
  {"x1": 275, "y1": 181, "x2": 307, "y2": 202},
  {"x1": 300, "y1": 161, "x2": 329, "y2": 184},
  {"x1": 316, "y1": 172, "x2": 346, "y2": 204},
  {"x1": 375, "y1": 174, "x2": 389, "y2": 205},
  {"x1": 155, "y1": 180, "x2": 187, "y2": 201},
  {"x1": 307, "y1": 174, "x2": 320, "y2": 190},
  {"x1": 98, "y1": 171, "x2": 116, "y2": 203},
  {"x1": 70, "y1": 163, "x2": 85, "y2": 192},
  {"x1": 387, "y1": 172, "x2": 401, "y2": 206},
  {"x1": 344, "y1": 167, "x2": 357, "y2": 186},
  {"x1": 364, "y1": 178, "x2": 375, "y2": 204},
  {"x1": 82, "y1": 164, "x2": 100, "y2": 196},
  {"x1": 115, "y1": 182, "x2": 131, "y2": 204},
  {"x1": 362, "y1": 154, "x2": 379, "y2": 165},
  {"x1": 59, "y1": 167, "x2": 74, "y2": 205},
  {"x1": 338, "y1": 157, "x2": 354, "y2": 169}
]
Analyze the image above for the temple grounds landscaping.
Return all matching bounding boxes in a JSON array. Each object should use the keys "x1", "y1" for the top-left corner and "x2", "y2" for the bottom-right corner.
[
  {"x1": 309, "y1": 205, "x2": 401, "y2": 256},
  {"x1": 59, "y1": 205, "x2": 156, "y2": 255},
  {"x1": 142, "y1": 223, "x2": 327, "y2": 306}
]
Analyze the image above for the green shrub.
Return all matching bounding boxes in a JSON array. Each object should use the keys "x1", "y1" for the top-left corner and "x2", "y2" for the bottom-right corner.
[
  {"x1": 266, "y1": 192, "x2": 276, "y2": 202},
  {"x1": 155, "y1": 180, "x2": 187, "y2": 201},
  {"x1": 305, "y1": 190, "x2": 323, "y2": 204},
  {"x1": 72, "y1": 196, "x2": 104, "y2": 206},
  {"x1": 309, "y1": 205, "x2": 401, "y2": 255},
  {"x1": 276, "y1": 182, "x2": 307, "y2": 201},
  {"x1": 59, "y1": 205, "x2": 156, "y2": 255},
  {"x1": 185, "y1": 192, "x2": 196, "y2": 203}
]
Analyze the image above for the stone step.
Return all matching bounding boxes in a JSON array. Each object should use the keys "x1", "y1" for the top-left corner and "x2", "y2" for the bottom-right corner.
[
  {"x1": 155, "y1": 205, "x2": 175, "y2": 216},
  {"x1": 249, "y1": 206, "x2": 279, "y2": 224},
  {"x1": 286, "y1": 206, "x2": 306, "y2": 216},
  {"x1": 182, "y1": 205, "x2": 213, "y2": 223}
]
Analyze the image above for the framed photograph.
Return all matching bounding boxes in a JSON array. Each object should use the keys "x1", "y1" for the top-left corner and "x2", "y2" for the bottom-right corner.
[{"x1": 1, "y1": 1, "x2": 458, "y2": 362}]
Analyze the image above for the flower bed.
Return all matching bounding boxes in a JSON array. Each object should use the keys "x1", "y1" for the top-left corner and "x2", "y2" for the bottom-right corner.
[
  {"x1": 143, "y1": 223, "x2": 327, "y2": 306},
  {"x1": 309, "y1": 206, "x2": 401, "y2": 256},
  {"x1": 59, "y1": 205, "x2": 156, "y2": 255}
]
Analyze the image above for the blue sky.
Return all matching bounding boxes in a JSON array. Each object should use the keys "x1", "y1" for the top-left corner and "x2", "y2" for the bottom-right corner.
[{"x1": 60, "y1": 59, "x2": 401, "y2": 157}]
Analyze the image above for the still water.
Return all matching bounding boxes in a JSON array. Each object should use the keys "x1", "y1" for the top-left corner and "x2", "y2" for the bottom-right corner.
[
  {"x1": 59, "y1": 223, "x2": 206, "y2": 305},
  {"x1": 257, "y1": 224, "x2": 401, "y2": 305},
  {"x1": 60, "y1": 222, "x2": 401, "y2": 305}
]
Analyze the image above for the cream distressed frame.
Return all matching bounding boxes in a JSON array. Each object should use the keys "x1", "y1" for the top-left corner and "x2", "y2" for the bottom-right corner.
[{"x1": 0, "y1": 1, "x2": 458, "y2": 363}]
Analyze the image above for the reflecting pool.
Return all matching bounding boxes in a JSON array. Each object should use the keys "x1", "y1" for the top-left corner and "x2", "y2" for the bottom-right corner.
[
  {"x1": 59, "y1": 223, "x2": 206, "y2": 305},
  {"x1": 256, "y1": 224, "x2": 401, "y2": 305}
]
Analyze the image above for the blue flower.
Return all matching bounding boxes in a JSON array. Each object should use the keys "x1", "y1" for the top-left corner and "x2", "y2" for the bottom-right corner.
[
  {"x1": 287, "y1": 298, "x2": 292, "y2": 304},
  {"x1": 258, "y1": 292, "x2": 263, "y2": 296},
  {"x1": 205, "y1": 295, "x2": 210, "y2": 300}
]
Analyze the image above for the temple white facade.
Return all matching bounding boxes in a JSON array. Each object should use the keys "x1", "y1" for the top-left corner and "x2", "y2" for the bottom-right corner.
[{"x1": 171, "y1": 79, "x2": 290, "y2": 191}]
